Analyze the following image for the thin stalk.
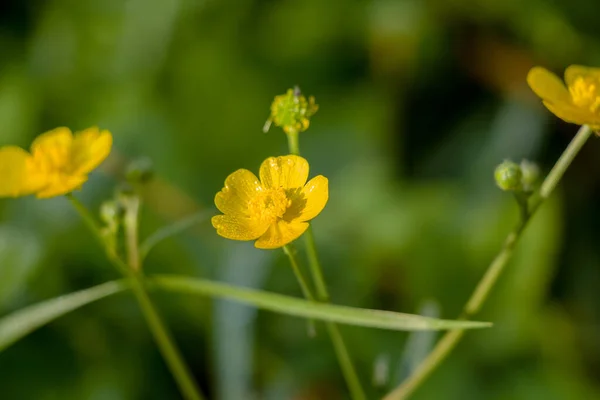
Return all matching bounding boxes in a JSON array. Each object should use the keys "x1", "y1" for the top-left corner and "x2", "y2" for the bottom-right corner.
[
  {"x1": 304, "y1": 226, "x2": 330, "y2": 301},
  {"x1": 283, "y1": 244, "x2": 317, "y2": 337},
  {"x1": 123, "y1": 195, "x2": 141, "y2": 271},
  {"x1": 283, "y1": 244, "x2": 315, "y2": 301},
  {"x1": 127, "y1": 271, "x2": 204, "y2": 400},
  {"x1": 66, "y1": 195, "x2": 205, "y2": 400},
  {"x1": 286, "y1": 130, "x2": 300, "y2": 155},
  {"x1": 66, "y1": 194, "x2": 127, "y2": 275},
  {"x1": 66, "y1": 194, "x2": 108, "y2": 247},
  {"x1": 384, "y1": 124, "x2": 593, "y2": 400},
  {"x1": 304, "y1": 228, "x2": 366, "y2": 400},
  {"x1": 285, "y1": 127, "x2": 366, "y2": 400}
]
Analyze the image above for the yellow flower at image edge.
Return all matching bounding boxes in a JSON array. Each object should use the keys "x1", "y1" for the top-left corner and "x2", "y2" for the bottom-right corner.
[
  {"x1": 212, "y1": 155, "x2": 328, "y2": 249},
  {"x1": 0, "y1": 127, "x2": 112, "y2": 198},
  {"x1": 527, "y1": 65, "x2": 600, "y2": 129}
]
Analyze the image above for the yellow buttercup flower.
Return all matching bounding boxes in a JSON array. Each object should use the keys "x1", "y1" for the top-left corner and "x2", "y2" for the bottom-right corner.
[
  {"x1": 0, "y1": 126, "x2": 112, "y2": 199},
  {"x1": 0, "y1": 146, "x2": 45, "y2": 197},
  {"x1": 212, "y1": 155, "x2": 328, "y2": 249},
  {"x1": 527, "y1": 65, "x2": 600, "y2": 129}
]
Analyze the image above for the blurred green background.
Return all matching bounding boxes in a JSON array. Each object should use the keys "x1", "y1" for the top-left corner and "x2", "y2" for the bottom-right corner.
[{"x1": 2, "y1": 0, "x2": 600, "y2": 399}]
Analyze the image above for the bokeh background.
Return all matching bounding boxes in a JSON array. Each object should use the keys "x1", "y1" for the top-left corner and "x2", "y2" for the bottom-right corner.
[{"x1": 2, "y1": 0, "x2": 600, "y2": 399}]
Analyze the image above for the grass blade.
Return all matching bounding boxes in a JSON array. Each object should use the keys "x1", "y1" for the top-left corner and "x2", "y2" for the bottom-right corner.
[
  {"x1": 0, "y1": 280, "x2": 127, "y2": 352},
  {"x1": 152, "y1": 275, "x2": 492, "y2": 331}
]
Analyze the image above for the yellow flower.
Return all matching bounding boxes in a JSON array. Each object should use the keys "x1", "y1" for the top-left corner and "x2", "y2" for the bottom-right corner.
[
  {"x1": 0, "y1": 126, "x2": 112, "y2": 199},
  {"x1": 527, "y1": 65, "x2": 600, "y2": 129},
  {"x1": 212, "y1": 155, "x2": 328, "y2": 249}
]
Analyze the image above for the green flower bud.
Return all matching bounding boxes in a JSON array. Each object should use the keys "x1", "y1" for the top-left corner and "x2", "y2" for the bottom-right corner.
[
  {"x1": 100, "y1": 200, "x2": 123, "y2": 226},
  {"x1": 99, "y1": 200, "x2": 123, "y2": 254},
  {"x1": 494, "y1": 160, "x2": 523, "y2": 191},
  {"x1": 520, "y1": 159, "x2": 540, "y2": 190},
  {"x1": 126, "y1": 157, "x2": 154, "y2": 185},
  {"x1": 264, "y1": 86, "x2": 318, "y2": 134}
]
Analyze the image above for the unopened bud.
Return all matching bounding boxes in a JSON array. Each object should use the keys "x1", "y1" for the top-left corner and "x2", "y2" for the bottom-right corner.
[
  {"x1": 520, "y1": 159, "x2": 540, "y2": 190},
  {"x1": 494, "y1": 160, "x2": 522, "y2": 191},
  {"x1": 264, "y1": 87, "x2": 318, "y2": 134},
  {"x1": 100, "y1": 200, "x2": 123, "y2": 226},
  {"x1": 99, "y1": 200, "x2": 123, "y2": 254}
]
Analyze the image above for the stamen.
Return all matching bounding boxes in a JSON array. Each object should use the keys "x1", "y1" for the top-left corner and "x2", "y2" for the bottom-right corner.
[
  {"x1": 248, "y1": 187, "x2": 291, "y2": 224},
  {"x1": 569, "y1": 76, "x2": 600, "y2": 113}
]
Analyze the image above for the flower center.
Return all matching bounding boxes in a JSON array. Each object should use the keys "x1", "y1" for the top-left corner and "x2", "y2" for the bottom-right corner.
[
  {"x1": 248, "y1": 188, "x2": 291, "y2": 224},
  {"x1": 569, "y1": 76, "x2": 600, "y2": 113}
]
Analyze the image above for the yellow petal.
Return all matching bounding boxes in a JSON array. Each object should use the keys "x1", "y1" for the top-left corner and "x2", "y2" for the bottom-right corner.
[
  {"x1": 0, "y1": 146, "x2": 31, "y2": 197},
  {"x1": 527, "y1": 67, "x2": 571, "y2": 104},
  {"x1": 542, "y1": 100, "x2": 598, "y2": 126},
  {"x1": 297, "y1": 175, "x2": 328, "y2": 222},
  {"x1": 254, "y1": 220, "x2": 309, "y2": 249},
  {"x1": 215, "y1": 169, "x2": 261, "y2": 215},
  {"x1": 35, "y1": 175, "x2": 88, "y2": 198},
  {"x1": 70, "y1": 127, "x2": 113, "y2": 175},
  {"x1": 284, "y1": 175, "x2": 329, "y2": 221},
  {"x1": 564, "y1": 65, "x2": 600, "y2": 86},
  {"x1": 21, "y1": 157, "x2": 49, "y2": 195},
  {"x1": 259, "y1": 155, "x2": 309, "y2": 190},
  {"x1": 31, "y1": 127, "x2": 73, "y2": 168},
  {"x1": 211, "y1": 214, "x2": 270, "y2": 241}
]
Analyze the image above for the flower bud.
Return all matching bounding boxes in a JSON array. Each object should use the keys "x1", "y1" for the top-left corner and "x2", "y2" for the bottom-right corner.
[
  {"x1": 126, "y1": 157, "x2": 154, "y2": 185},
  {"x1": 100, "y1": 200, "x2": 123, "y2": 226},
  {"x1": 264, "y1": 86, "x2": 319, "y2": 134},
  {"x1": 494, "y1": 160, "x2": 523, "y2": 191},
  {"x1": 520, "y1": 159, "x2": 540, "y2": 190}
]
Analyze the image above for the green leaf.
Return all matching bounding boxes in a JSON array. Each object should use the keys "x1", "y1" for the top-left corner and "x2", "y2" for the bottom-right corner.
[
  {"x1": 0, "y1": 274, "x2": 490, "y2": 355},
  {"x1": 152, "y1": 275, "x2": 492, "y2": 331},
  {"x1": 0, "y1": 280, "x2": 127, "y2": 352}
]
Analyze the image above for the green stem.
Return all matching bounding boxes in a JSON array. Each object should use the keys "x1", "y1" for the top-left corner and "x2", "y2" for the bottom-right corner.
[
  {"x1": 539, "y1": 125, "x2": 592, "y2": 199},
  {"x1": 384, "y1": 124, "x2": 593, "y2": 400},
  {"x1": 66, "y1": 194, "x2": 108, "y2": 247},
  {"x1": 286, "y1": 130, "x2": 300, "y2": 155},
  {"x1": 303, "y1": 227, "x2": 366, "y2": 400},
  {"x1": 283, "y1": 244, "x2": 315, "y2": 301},
  {"x1": 123, "y1": 195, "x2": 141, "y2": 271},
  {"x1": 513, "y1": 192, "x2": 529, "y2": 222},
  {"x1": 66, "y1": 195, "x2": 205, "y2": 400},
  {"x1": 66, "y1": 194, "x2": 128, "y2": 275},
  {"x1": 304, "y1": 227, "x2": 330, "y2": 301},
  {"x1": 285, "y1": 126, "x2": 366, "y2": 400},
  {"x1": 127, "y1": 272, "x2": 204, "y2": 400},
  {"x1": 283, "y1": 244, "x2": 317, "y2": 337}
]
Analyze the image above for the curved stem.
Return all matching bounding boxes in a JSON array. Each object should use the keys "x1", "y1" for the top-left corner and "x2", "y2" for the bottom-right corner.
[
  {"x1": 283, "y1": 244, "x2": 317, "y2": 336},
  {"x1": 127, "y1": 271, "x2": 204, "y2": 400},
  {"x1": 303, "y1": 228, "x2": 366, "y2": 400},
  {"x1": 285, "y1": 129, "x2": 366, "y2": 400},
  {"x1": 384, "y1": 124, "x2": 593, "y2": 400},
  {"x1": 66, "y1": 194, "x2": 109, "y2": 248},
  {"x1": 539, "y1": 125, "x2": 592, "y2": 199},
  {"x1": 283, "y1": 244, "x2": 315, "y2": 301},
  {"x1": 66, "y1": 195, "x2": 205, "y2": 400},
  {"x1": 304, "y1": 226, "x2": 330, "y2": 301}
]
